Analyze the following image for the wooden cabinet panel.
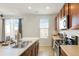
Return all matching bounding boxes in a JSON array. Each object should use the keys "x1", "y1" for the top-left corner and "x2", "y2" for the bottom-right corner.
[
  {"x1": 35, "y1": 41, "x2": 39, "y2": 56},
  {"x1": 55, "y1": 3, "x2": 74, "y2": 30},
  {"x1": 64, "y1": 3, "x2": 69, "y2": 16},
  {"x1": 60, "y1": 48, "x2": 67, "y2": 56},
  {"x1": 55, "y1": 15, "x2": 60, "y2": 31},
  {"x1": 55, "y1": 17, "x2": 57, "y2": 30},
  {"x1": 32, "y1": 42, "x2": 37, "y2": 56},
  {"x1": 57, "y1": 14, "x2": 60, "y2": 31},
  {"x1": 55, "y1": 4, "x2": 67, "y2": 30},
  {"x1": 69, "y1": 3, "x2": 79, "y2": 29},
  {"x1": 59, "y1": 10, "x2": 62, "y2": 19},
  {"x1": 55, "y1": 3, "x2": 79, "y2": 30},
  {"x1": 62, "y1": 6, "x2": 65, "y2": 17},
  {"x1": 54, "y1": 3, "x2": 79, "y2": 30},
  {"x1": 21, "y1": 41, "x2": 39, "y2": 56},
  {"x1": 70, "y1": 3, "x2": 79, "y2": 15},
  {"x1": 21, "y1": 47, "x2": 32, "y2": 56},
  {"x1": 25, "y1": 47, "x2": 32, "y2": 56}
]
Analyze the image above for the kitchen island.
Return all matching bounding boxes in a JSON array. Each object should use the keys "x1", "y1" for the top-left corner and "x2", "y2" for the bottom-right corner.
[
  {"x1": 0, "y1": 37, "x2": 39, "y2": 56},
  {"x1": 60, "y1": 45, "x2": 79, "y2": 56}
]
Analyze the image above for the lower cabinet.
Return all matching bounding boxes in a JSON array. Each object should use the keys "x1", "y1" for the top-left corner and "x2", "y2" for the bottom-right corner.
[
  {"x1": 60, "y1": 48, "x2": 67, "y2": 56},
  {"x1": 21, "y1": 41, "x2": 39, "y2": 56}
]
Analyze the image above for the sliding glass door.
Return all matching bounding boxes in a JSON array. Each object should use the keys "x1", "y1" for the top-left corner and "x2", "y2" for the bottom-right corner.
[{"x1": 5, "y1": 19, "x2": 19, "y2": 41}]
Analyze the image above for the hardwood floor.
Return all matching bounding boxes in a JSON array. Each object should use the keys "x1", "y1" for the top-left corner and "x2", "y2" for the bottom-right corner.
[{"x1": 38, "y1": 46, "x2": 55, "y2": 56}]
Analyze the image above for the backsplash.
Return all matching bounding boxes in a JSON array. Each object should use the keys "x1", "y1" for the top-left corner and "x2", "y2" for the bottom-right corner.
[
  {"x1": 59, "y1": 29, "x2": 79, "y2": 44},
  {"x1": 59, "y1": 30, "x2": 79, "y2": 37}
]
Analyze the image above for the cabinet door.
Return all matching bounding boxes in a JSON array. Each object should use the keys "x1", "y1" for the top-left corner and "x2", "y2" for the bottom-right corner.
[
  {"x1": 70, "y1": 3, "x2": 79, "y2": 29},
  {"x1": 62, "y1": 6, "x2": 65, "y2": 17},
  {"x1": 21, "y1": 47, "x2": 31, "y2": 56},
  {"x1": 59, "y1": 10, "x2": 62, "y2": 19},
  {"x1": 70, "y1": 3, "x2": 79, "y2": 15},
  {"x1": 20, "y1": 41, "x2": 39, "y2": 56},
  {"x1": 60, "y1": 48, "x2": 67, "y2": 56},
  {"x1": 57, "y1": 14, "x2": 59, "y2": 30},
  {"x1": 55, "y1": 17, "x2": 57, "y2": 30},
  {"x1": 65, "y1": 3, "x2": 69, "y2": 16},
  {"x1": 24, "y1": 47, "x2": 32, "y2": 56},
  {"x1": 35, "y1": 41, "x2": 39, "y2": 56},
  {"x1": 31, "y1": 43, "x2": 36, "y2": 56}
]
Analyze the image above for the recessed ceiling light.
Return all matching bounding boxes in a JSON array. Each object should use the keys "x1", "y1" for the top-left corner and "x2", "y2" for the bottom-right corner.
[
  {"x1": 28, "y1": 6, "x2": 32, "y2": 10},
  {"x1": 46, "y1": 6, "x2": 50, "y2": 10}
]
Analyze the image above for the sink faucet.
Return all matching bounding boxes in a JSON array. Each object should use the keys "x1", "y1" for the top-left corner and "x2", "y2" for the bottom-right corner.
[{"x1": 15, "y1": 32, "x2": 21, "y2": 45}]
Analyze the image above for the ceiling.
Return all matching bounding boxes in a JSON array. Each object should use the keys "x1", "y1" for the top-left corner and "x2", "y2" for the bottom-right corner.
[{"x1": 0, "y1": 3, "x2": 64, "y2": 16}]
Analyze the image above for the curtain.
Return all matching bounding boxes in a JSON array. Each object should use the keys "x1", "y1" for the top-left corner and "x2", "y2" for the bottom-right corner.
[
  {"x1": 2, "y1": 19, "x2": 5, "y2": 41},
  {"x1": 2, "y1": 18, "x2": 23, "y2": 40},
  {"x1": 18, "y1": 18, "x2": 22, "y2": 38}
]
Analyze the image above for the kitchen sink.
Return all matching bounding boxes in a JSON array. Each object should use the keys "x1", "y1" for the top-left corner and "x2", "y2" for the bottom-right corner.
[{"x1": 12, "y1": 41, "x2": 32, "y2": 48}]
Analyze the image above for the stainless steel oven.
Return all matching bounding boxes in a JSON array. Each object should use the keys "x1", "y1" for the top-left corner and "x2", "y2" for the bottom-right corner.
[
  {"x1": 55, "y1": 40, "x2": 63, "y2": 56},
  {"x1": 55, "y1": 41, "x2": 59, "y2": 56},
  {"x1": 54, "y1": 36, "x2": 78, "y2": 56}
]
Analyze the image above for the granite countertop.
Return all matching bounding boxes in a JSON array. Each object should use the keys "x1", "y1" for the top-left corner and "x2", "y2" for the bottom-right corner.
[
  {"x1": 0, "y1": 37, "x2": 39, "y2": 56},
  {"x1": 60, "y1": 45, "x2": 79, "y2": 56},
  {"x1": 52, "y1": 35, "x2": 62, "y2": 40}
]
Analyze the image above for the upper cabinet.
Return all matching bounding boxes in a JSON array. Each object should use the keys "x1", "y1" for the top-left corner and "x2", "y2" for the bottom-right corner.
[
  {"x1": 55, "y1": 14, "x2": 59, "y2": 31},
  {"x1": 69, "y1": 4, "x2": 79, "y2": 29},
  {"x1": 59, "y1": 10, "x2": 62, "y2": 19},
  {"x1": 55, "y1": 3, "x2": 69, "y2": 30},
  {"x1": 55, "y1": 16, "x2": 57, "y2": 30},
  {"x1": 70, "y1": 4, "x2": 79, "y2": 15},
  {"x1": 58, "y1": 4, "x2": 69, "y2": 30},
  {"x1": 55, "y1": 3, "x2": 79, "y2": 30},
  {"x1": 62, "y1": 5, "x2": 65, "y2": 17},
  {"x1": 64, "y1": 3, "x2": 69, "y2": 16}
]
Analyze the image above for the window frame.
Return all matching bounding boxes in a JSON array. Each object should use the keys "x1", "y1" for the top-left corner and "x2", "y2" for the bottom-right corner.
[{"x1": 40, "y1": 17, "x2": 49, "y2": 38}]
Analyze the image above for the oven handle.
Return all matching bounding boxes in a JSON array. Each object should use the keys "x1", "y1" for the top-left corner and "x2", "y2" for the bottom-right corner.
[{"x1": 55, "y1": 43, "x2": 59, "y2": 48}]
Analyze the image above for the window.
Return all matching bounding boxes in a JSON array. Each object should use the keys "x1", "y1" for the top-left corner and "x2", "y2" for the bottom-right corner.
[
  {"x1": 5, "y1": 19, "x2": 19, "y2": 40},
  {"x1": 40, "y1": 17, "x2": 49, "y2": 38}
]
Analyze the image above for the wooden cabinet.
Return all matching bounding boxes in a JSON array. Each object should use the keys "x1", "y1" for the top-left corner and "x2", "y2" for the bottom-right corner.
[
  {"x1": 64, "y1": 3, "x2": 69, "y2": 16},
  {"x1": 55, "y1": 3, "x2": 69, "y2": 30},
  {"x1": 59, "y1": 10, "x2": 62, "y2": 19},
  {"x1": 35, "y1": 41, "x2": 39, "y2": 56},
  {"x1": 55, "y1": 17, "x2": 57, "y2": 30},
  {"x1": 55, "y1": 14, "x2": 60, "y2": 31},
  {"x1": 21, "y1": 40, "x2": 39, "y2": 56},
  {"x1": 69, "y1": 3, "x2": 79, "y2": 29},
  {"x1": 60, "y1": 48, "x2": 67, "y2": 56},
  {"x1": 62, "y1": 5, "x2": 65, "y2": 17},
  {"x1": 24, "y1": 47, "x2": 32, "y2": 56},
  {"x1": 55, "y1": 3, "x2": 79, "y2": 30},
  {"x1": 70, "y1": 3, "x2": 79, "y2": 15}
]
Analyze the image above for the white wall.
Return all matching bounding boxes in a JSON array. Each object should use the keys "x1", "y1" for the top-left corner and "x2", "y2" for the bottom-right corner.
[{"x1": 22, "y1": 14, "x2": 56, "y2": 46}]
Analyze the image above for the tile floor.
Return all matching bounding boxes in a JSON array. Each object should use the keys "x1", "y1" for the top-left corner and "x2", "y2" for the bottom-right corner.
[{"x1": 38, "y1": 46, "x2": 55, "y2": 56}]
